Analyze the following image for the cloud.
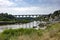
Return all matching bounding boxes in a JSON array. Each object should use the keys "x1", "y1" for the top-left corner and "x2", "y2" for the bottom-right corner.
[
  {"x1": 0, "y1": 0, "x2": 60, "y2": 7},
  {"x1": 0, "y1": 6, "x2": 60, "y2": 15},
  {"x1": 0, "y1": 0, "x2": 17, "y2": 7},
  {"x1": 0, "y1": 0, "x2": 60, "y2": 15},
  {"x1": 38, "y1": 0, "x2": 60, "y2": 6},
  {"x1": 9, "y1": 0, "x2": 31, "y2": 7}
]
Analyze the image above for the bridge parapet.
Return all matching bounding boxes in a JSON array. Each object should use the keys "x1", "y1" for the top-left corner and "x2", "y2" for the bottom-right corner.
[{"x1": 13, "y1": 15, "x2": 41, "y2": 18}]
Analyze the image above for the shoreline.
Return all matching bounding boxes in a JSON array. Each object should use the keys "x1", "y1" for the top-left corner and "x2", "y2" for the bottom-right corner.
[{"x1": 0, "y1": 21, "x2": 31, "y2": 25}]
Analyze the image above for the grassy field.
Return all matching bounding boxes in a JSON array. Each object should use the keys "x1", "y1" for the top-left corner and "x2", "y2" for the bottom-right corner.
[{"x1": 0, "y1": 22, "x2": 60, "y2": 40}]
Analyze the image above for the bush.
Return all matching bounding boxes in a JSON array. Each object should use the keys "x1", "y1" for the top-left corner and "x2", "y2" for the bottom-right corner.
[{"x1": 0, "y1": 28, "x2": 43, "y2": 40}]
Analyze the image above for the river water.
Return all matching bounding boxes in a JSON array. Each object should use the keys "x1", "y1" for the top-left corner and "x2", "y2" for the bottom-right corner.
[{"x1": 0, "y1": 21, "x2": 40, "y2": 32}]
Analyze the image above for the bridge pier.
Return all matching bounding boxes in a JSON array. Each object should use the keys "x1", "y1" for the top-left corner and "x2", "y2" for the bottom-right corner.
[{"x1": 13, "y1": 14, "x2": 42, "y2": 28}]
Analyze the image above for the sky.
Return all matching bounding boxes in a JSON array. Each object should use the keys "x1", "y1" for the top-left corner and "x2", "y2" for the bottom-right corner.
[{"x1": 0, "y1": 0, "x2": 60, "y2": 15}]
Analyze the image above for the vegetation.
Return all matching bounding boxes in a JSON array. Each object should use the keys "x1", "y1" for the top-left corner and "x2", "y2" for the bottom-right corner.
[
  {"x1": 0, "y1": 10, "x2": 60, "y2": 40},
  {"x1": 0, "y1": 22, "x2": 60, "y2": 40},
  {"x1": 0, "y1": 10, "x2": 60, "y2": 23},
  {"x1": 36, "y1": 10, "x2": 60, "y2": 21},
  {"x1": 0, "y1": 13, "x2": 15, "y2": 21},
  {"x1": 16, "y1": 17, "x2": 34, "y2": 23},
  {"x1": 40, "y1": 22, "x2": 60, "y2": 40},
  {"x1": 0, "y1": 13, "x2": 34, "y2": 24},
  {"x1": 0, "y1": 28, "x2": 43, "y2": 40},
  {"x1": 48, "y1": 10, "x2": 60, "y2": 20}
]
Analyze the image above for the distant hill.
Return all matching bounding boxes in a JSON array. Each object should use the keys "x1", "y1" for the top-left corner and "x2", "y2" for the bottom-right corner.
[{"x1": 49, "y1": 10, "x2": 60, "y2": 21}]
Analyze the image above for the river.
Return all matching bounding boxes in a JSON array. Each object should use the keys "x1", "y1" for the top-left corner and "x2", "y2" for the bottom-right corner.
[{"x1": 0, "y1": 21, "x2": 40, "y2": 32}]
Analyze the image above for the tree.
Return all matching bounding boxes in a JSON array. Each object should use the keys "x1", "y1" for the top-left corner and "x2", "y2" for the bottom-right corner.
[{"x1": 53, "y1": 10, "x2": 60, "y2": 16}]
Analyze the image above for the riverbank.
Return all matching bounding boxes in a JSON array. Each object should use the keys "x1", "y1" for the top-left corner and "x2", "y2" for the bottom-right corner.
[
  {"x1": 0, "y1": 28, "x2": 43, "y2": 40},
  {"x1": 0, "y1": 21, "x2": 17, "y2": 25},
  {"x1": 0, "y1": 22, "x2": 60, "y2": 40},
  {"x1": 0, "y1": 20, "x2": 32, "y2": 25},
  {"x1": 0, "y1": 21, "x2": 40, "y2": 32}
]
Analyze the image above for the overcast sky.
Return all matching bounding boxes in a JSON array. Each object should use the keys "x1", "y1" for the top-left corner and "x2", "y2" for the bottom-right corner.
[{"x1": 0, "y1": 0, "x2": 60, "y2": 15}]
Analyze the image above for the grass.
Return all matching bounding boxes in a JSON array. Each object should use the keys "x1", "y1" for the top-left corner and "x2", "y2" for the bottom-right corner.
[
  {"x1": 0, "y1": 22, "x2": 60, "y2": 40},
  {"x1": 0, "y1": 28, "x2": 43, "y2": 40},
  {"x1": 40, "y1": 22, "x2": 60, "y2": 40}
]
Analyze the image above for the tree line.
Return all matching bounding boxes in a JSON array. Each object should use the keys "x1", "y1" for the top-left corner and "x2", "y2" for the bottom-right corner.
[
  {"x1": 36, "y1": 10, "x2": 60, "y2": 21},
  {"x1": 0, "y1": 10, "x2": 60, "y2": 22},
  {"x1": 0, "y1": 13, "x2": 34, "y2": 24}
]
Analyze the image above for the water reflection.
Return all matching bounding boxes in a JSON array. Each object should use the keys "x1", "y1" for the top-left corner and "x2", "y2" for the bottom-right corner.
[{"x1": 0, "y1": 21, "x2": 40, "y2": 32}]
